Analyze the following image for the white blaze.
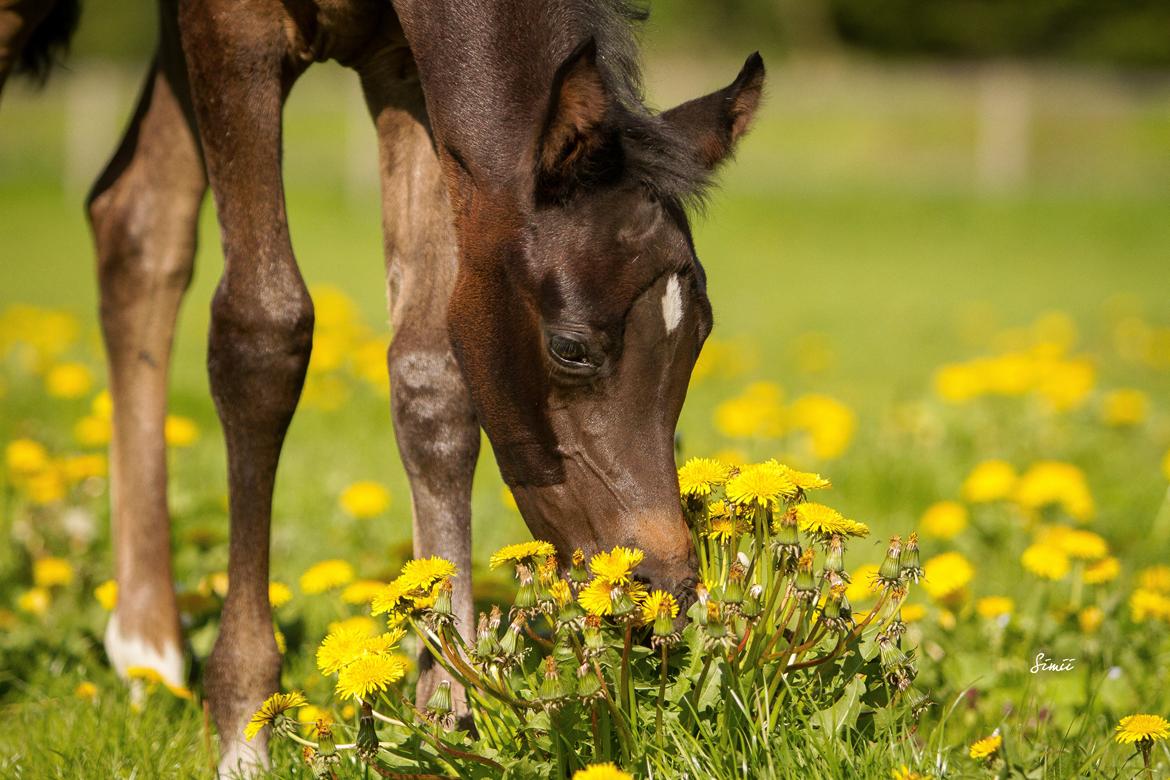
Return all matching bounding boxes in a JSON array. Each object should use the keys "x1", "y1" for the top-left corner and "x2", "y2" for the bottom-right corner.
[{"x1": 662, "y1": 275, "x2": 684, "y2": 333}]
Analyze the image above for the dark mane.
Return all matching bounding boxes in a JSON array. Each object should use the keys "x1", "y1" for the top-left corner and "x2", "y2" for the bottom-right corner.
[
  {"x1": 16, "y1": 0, "x2": 82, "y2": 84},
  {"x1": 565, "y1": 0, "x2": 715, "y2": 209}
]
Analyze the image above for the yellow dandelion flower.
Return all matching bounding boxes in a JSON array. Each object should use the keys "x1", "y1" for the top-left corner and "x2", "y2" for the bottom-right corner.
[
  {"x1": 300, "y1": 559, "x2": 355, "y2": 594},
  {"x1": 268, "y1": 582, "x2": 293, "y2": 608},
  {"x1": 489, "y1": 541, "x2": 557, "y2": 570},
  {"x1": 297, "y1": 704, "x2": 333, "y2": 735},
  {"x1": 900, "y1": 603, "x2": 927, "y2": 623},
  {"x1": 795, "y1": 503, "x2": 869, "y2": 538},
  {"x1": 640, "y1": 590, "x2": 679, "y2": 624},
  {"x1": 707, "y1": 515, "x2": 738, "y2": 542},
  {"x1": 5, "y1": 438, "x2": 50, "y2": 475},
  {"x1": 919, "y1": 501, "x2": 968, "y2": 540},
  {"x1": 776, "y1": 463, "x2": 831, "y2": 492},
  {"x1": 339, "y1": 481, "x2": 391, "y2": 519},
  {"x1": 1021, "y1": 544, "x2": 1070, "y2": 580},
  {"x1": 1102, "y1": 388, "x2": 1148, "y2": 427},
  {"x1": 73, "y1": 415, "x2": 111, "y2": 447},
  {"x1": 961, "y1": 460, "x2": 1018, "y2": 503},
  {"x1": 274, "y1": 628, "x2": 286, "y2": 655},
  {"x1": 1083, "y1": 556, "x2": 1120, "y2": 585},
  {"x1": 398, "y1": 556, "x2": 457, "y2": 592},
  {"x1": 327, "y1": 615, "x2": 377, "y2": 637},
  {"x1": 788, "y1": 393, "x2": 857, "y2": 460},
  {"x1": 589, "y1": 546, "x2": 644, "y2": 585},
  {"x1": 126, "y1": 666, "x2": 165, "y2": 685},
  {"x1": 578, "y1": 579, "x2": 646, "y2": 617},
  {"x1": 969, "y1": 732, "x2": 1002, "y2": 759},
  {"x1": 45, "y1": 362, "x2": 94, "y2": 399},
  {"x1": 922, "y1": 552, "x2": 974, "y2": 601},
  {"x1": 370, "y1": 579, "x2": 412, "y2": 616},
  {"x1": 33, "y1": 557, "x2": 74, "y2": 588},
  {"x1": 891, "y1": 766, "x2": 932, "y2": 780},
  {"x1": 91, "y1": 389, "x2": 112, "y2": 420},
  {"x1": 1139, "y1": 565, "x2": 1170, "y2": 593},
  {"x1": 22, "y1": 467, "x2": 65, "y2": 505},
  {"x1": 94, "y1": 579, "x2": 117, "y2": 611},
  {"x1": 726, "y1": 461, "x2": 797, "y2": 508},
  {"x1": 573, "y1": 763, "x2": 633, "y2": 780},
  {"x1": 60, "y1": 453, "x2": 107, "y2": 482},
  {"x1": 317, "y1": 624, "x2": 406, "y2": 675},
  {"x1": 1130, "y1": 589, "x2": 1170, "y2": 623},
  {"x1": 1014, "y1": 461, "x2": 1094, "y2": 521},
  {"x1": 74, "y1": 681, "x2": 98, "y2": 701},
  {"x1": 976, "y1": 596, "x2": 1014, "y2": 620},
  {"x1": 335, "y1": 653, "x2": 408, "y2": 700},
  {"x1": 164, "y1": 415, "x2": 200, "y2": 448},
  {"x1": 677, "y1": 457, "x2": 731, "y2": 497},
  {"x1": 549, "y1": 579, "x2": 574, "y2": 608},
  {"x1": 1115, "y1": 714, "x2": 1170, "y2": 745},
  {"x1": 713, "y1": 381, "x2": 785, "y2": 439},
  {"x1": 1058, "y1": 529, "x2": 1108, "y2": 560},
  {"x1": 17, "y1": 587, "x2": 50, "y2": 616},
  {"x1": 341, "y1": 579, "x2": 386, "y2": 605},
  {"x1": 1078, "y1": 606, "x2": 1104, "y2": 634},
  {"x1": 244, "y1": 691, "x2": 307, "y2": 741}
]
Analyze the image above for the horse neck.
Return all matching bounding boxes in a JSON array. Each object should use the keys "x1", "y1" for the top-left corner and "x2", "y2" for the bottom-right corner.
[{"x1": 392, "y1": 0, "x2": 642, "y2": 191}]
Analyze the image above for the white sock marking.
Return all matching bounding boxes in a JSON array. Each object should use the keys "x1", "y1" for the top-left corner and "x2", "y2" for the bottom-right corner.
[{"x1": 104, "y1": 611, "x2": 185, "y2": 688}]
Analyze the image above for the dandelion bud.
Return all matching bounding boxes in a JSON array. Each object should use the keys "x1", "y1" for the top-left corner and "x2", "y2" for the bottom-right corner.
[
  {"x1": 488, "y1": 605, "x2": 502, "y2": 630},
  {"x1": 904, "y1": 684, "x2": 933, "y2": 719},
  {"x1": 724, "y1": 562, "x2": 746, "y2": 605},
  {"x1": 500, "y1": 615, "x2": 526, "y2": 658},
  {"x1": 356, "y1": 704, "x2": 379, "y2": 762},
  {"x1": 823, "y1": 535, "x2": 845, "y2": 577},
  {"x1": 901, "y1": 533, "x2": 923, "y2": 583},
  {"x1": 877, "y1": 635, "x2": 905, "y2": 667},
  {"x1": 820, "y1": 583, "x2": 852, "y2": 633},
  {"x1": 795, "y1": 548, "x2": 818, "y2": 598},
  {"x1": 475, "y1": 612, "x2": 501, "y2": 659},
  {"x1": 877, "y1": 535, "x2": 903, "y2": 586},
  {"x1": 539, "y1": 655, "x2": 565, "y2": 707},
  {"x1": 773, "y1": 508, "x2": 799, "y2": 544},
  {"x1": 576, "y1": 662, "x2": 603, "y2": 700},
  {"x1": 696, "y1": 581, "x2": 710, "y2": 606},
  {"x1": 583, "y1": 614, "x2": 605, "y2": 654},
  {"x1": 740, "y1": 583, "x2": 764, "y2": 620},
  {"x1": 610, "y1": 585, "x2": 636, "y2": 618},
  {"x1": 426, "y1": 680, "x2": 453, "y2": 717},
  {"x1": 316, "y1": 720, "x2": 337, "y2": 759},
  {"x1": 705, "y1": 602, "x2": 726, "y2": 639},
  {"x1": 569, "y1": 549, "x2": 589, "y2": 584},
  {"x1": 432, "y1": 579, "x2": 454, "y2": 616},
  {"x1": 513, "y1": 564, "x2": 538, "y2": 611}
]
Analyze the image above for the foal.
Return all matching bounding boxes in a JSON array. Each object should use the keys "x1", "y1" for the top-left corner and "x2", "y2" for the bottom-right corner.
[{"x1": 8, "y1": 0, "x2": 764, "y2": 774}]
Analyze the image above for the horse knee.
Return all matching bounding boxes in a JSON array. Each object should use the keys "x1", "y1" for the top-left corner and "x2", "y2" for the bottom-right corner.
[
  {"x1": 389, "y1": 343, "x2": 478, "y2": 476},
  {"x1": 87, "y1": 173, "x2": 201, "y2": 335},
  {"x1": 208, "y1": 281, "x2": 314, "y2": 424}
]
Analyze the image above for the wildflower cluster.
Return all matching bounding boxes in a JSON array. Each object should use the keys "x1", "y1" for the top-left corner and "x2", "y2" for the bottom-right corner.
[{"x1": 255, "y1": 457, "x2": 928, "y2": 777}]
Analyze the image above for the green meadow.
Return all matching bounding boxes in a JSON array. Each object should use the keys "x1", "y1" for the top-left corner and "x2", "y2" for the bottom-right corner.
[{"x1": 3, "y1": 53, "x2": 1170, "y2": 777}]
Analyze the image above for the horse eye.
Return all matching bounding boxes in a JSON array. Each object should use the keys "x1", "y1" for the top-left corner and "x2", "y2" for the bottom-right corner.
[{"x1": 548, "y1": 334, "x2": 590, "y2": 366}]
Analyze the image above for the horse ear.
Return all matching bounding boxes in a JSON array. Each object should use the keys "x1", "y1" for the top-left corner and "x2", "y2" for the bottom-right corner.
[
  {"x1": 661, "y1": 52, "x2": 765, "y2": 170},
  {"x1": 536, "y1": 38, "x2": 611, "y2": 194}
]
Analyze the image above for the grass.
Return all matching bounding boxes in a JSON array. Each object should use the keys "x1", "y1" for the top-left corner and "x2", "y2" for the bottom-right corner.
[{"x1": 2, "y1": 58, "x2": 1170, "y2": 778}]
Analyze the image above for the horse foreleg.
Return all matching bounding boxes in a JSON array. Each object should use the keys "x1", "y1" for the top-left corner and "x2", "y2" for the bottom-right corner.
[
  {"x1": 87, "y1": 12, "x2": 205, "y2": 696},
  {"x1": 179, "y1": 2, "x2": 309, "y2": 775},
  {"x1": 359, "y1": 42, "x2": 479, "y2": 713}
]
